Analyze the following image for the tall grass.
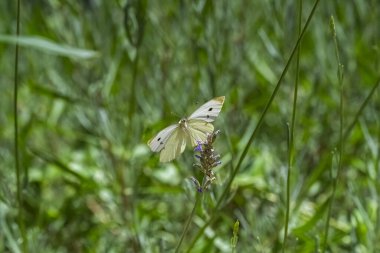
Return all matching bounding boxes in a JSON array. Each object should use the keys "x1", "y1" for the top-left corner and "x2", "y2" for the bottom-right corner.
[
  {"x1": 1, "y1": 0, "x2": 379, "y2": 252},
  {"x1": 283, "y1": 0, "x2": 303, "y2": 250},
  {"x1": 322, "y1": 15, "x2": 345, "y2": 252},
  {"x1": 13, "y1": 0, "x2": 28, "y2": 252}
]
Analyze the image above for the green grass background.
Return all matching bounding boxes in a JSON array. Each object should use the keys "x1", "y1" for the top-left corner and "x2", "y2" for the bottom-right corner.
[{"x1": 1, "y1": 0, "x2": 379, "y2": 252}]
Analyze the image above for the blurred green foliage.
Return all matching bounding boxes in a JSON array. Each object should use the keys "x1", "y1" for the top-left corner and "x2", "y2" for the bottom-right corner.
[{"x1": 1, "y1": 0, "x2": 379, "y2": 252}]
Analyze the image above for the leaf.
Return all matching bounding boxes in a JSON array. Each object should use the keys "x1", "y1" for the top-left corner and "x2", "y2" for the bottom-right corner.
[{"x1": 0, "y1": 34, "x2": 99, "y2": 59}]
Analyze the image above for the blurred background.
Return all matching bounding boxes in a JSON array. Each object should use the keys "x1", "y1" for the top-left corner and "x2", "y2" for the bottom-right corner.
[{"x1": 0, "y1": 0, "x2": 379, "y2": 252}]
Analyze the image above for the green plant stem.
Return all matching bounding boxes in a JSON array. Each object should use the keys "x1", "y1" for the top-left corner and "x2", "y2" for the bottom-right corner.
[
  {"x1": 322, "y1": 153, "x2": 336, "y2": 252},
  {"x1": 283, "y1": 1, "x2": 302, "y2": 251},
  {"x1": 284, "y1": 122, "x2": 292, "y2": 251},
  {"x1": 322, "y1": 15, "x2": 345, "y2": 252},
  {"x1": 14, "y1": 0, "x2": 28, "y2": 251},
  {"x1": 185, "y1": 0, "x2": 321, "y2": 251},
  {"x1": 175, "y1": 193, "x2": 201, "y2": 253}
]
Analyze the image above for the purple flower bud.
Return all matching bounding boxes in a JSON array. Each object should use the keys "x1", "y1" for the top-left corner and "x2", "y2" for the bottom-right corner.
[{"x1": 194, "y1": 142, "x2": 203, "y2": 152}]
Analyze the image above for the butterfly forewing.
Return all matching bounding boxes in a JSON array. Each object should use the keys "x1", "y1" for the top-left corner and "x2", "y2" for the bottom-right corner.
[
  {"x1": 148, "y1": 124, "x2": 178, "y2": 152},
  {"x1": 188, "y1": 96, "x2": 225, "y2": 122}
]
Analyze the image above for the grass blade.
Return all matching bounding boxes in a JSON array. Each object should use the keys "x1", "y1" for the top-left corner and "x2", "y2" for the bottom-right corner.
[{"x1": 0, "y1": 35, "x2": 99, "y2": 59}]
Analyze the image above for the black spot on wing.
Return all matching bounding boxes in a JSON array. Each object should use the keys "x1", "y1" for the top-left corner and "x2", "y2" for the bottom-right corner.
[
  {"x1": 157, "y1": 137, "x2": 161, "y2": 141},
  {"x1": 206, "y1": 115, "x2": 210, "y2": 118},
  {"x1": 208, "y1": 108, "x2": 213, "y2": 111}
]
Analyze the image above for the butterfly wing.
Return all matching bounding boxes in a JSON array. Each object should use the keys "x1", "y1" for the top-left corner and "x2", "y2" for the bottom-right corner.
[
  {"x1": 148, "y1": 96, "x2": 224, "y2": 162},
  {"x1": 186, "y1": 119, "x2": 214, "y2": 146},
  {"x1": 147, "y1": 124, "x2": 178, "y2": 152},
  {"x1": 188, "y1": 96, "x2": 225, "y2": 122},
  {"x1": 159, "y1": 128, "x2": 188, "y2": 162}
]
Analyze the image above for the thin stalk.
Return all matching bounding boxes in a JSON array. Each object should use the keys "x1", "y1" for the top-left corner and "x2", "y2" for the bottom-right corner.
[
  {"x1": 215, "y1": 0, "x2": 320, "y2": 212},
  {"x1": 283, "y1": 123, "x2": 292, "y2": 252},
  {"x1": 322, "y1": 16, "x2": 345, "y2": 252},
  {"x1": 282, "y1": 0, "x2": 302, "y2": 251},
  {"x1": 175, "y1": 193, "x2": 201, "y2": 253},
  {"x1": 185, "y1": 0, "x2": 321, "y2": 250},
  {"x1": 184, "y1": 213, "x2": 217, "y2": 253},
  {"x1": 322, "y1": 153, "x2": 337, "y2": 252},
  {"x1": 14, "y1": 0, "x2": 28, "y2": 251}
]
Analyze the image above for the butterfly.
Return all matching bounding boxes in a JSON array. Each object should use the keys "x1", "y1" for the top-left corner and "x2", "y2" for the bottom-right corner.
[{"x1": 148, "y1": 96, "x2": 225, "y2": 162}]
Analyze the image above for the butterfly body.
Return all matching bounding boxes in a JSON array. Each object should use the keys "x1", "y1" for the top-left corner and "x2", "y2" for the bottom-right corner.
[
  {"x1": 179, "y1": 118, "x2": 188, "y2": 129},
  {"x1": 148, "y1": 96, "x2": 225, "y2": 162}
]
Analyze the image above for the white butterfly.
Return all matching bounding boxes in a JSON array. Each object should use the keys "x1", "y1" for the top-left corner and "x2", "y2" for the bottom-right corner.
[{"x1": 148, "y1": 96, "x2": 225, "y2": 162}]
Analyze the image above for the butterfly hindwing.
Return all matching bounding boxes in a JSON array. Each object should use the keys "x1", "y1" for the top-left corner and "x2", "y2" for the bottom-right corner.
[
  {"x1": 148, "y1": 124, "x2": 178, "y2": 152},
  {"x1": 186, "y1": 119, "x2": 214, "y2": 146},
  {"x1": 188, "y1": 96, "x2": 225, "y2": 122},
  {"x1": 159, "y1": 128, "x2": 188, "y2": 162}
]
